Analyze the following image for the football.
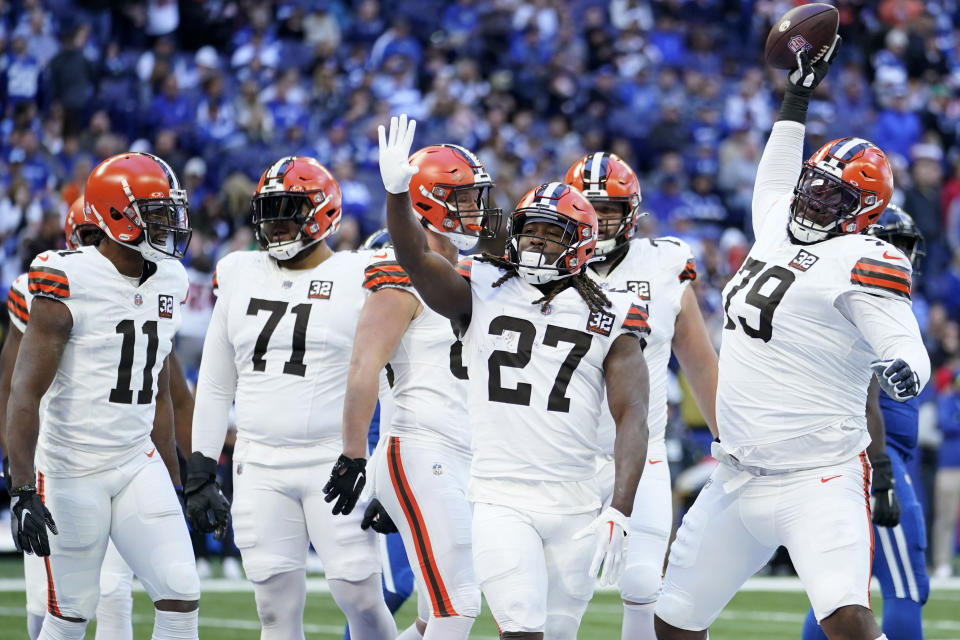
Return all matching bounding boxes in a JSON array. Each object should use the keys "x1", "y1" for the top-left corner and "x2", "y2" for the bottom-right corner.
[{"x1": 764, "y1": 3, "x2": 840, "y2": 70}]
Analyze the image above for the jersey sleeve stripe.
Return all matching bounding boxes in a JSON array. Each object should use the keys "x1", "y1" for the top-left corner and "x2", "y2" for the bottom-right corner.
[
  {"x1": 856, "y1": 257, "x2": 910, "y2": 277},
  {"x1": 7, "y1": 290, "x2": 28, "y2": 323},
  {"x1": 850, "y1": 273, "x2": 911, "y2": 298},
  {"x1": 455, "y1": 258, "x2": 473, "y2": 278},
  {"x1": 212, "y1": 270, "x2": 218, "y2": 292},
  {"x1": 28, "y1": 271, "x2": 70, "y2": 298},
  {"x1": 364, "y1": 274, "x2": 413, "y2": 291},
  {"x1": 851, "y1": 266, "x2": 910, "y2": 288},
  {"x1": 623, "y1": 303, "x2": 652, "y2": 333},
  {"x1": 679, "y1": 259, "x2": 697, "y2": 282},
  {"x1": 853, "y1": 261, "x2": 911, "y2": 281}
]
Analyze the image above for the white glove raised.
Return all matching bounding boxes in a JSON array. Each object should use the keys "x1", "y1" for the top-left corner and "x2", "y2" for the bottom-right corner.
[
  {"x1": 572, "y1": 506, "x2": 630, "y2": 586},
  {"x1": 377, "y1": 114, "x2": 419, "y2": 194}
]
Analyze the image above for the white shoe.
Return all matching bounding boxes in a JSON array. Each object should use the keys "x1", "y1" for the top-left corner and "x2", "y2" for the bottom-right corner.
[
  {"x1": 222, "y1": 556, "x2": 243, "y2": 580},
  {"x1": 196, "y1": 557, "x2": 212, "y2": 580}
]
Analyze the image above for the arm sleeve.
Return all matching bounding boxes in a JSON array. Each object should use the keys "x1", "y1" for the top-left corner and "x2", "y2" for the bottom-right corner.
[
  {"x1": 752, "y1": 120, "x2": 806, "y2": 238},
  {"x1": 835, "y1": 290, "x2": 931, "y2": 392},
  {"x1": 7, "y1": 277, "x2": 29, "y2": 332},
  {"x1": 191, "y1": 295, "x2": 238, "y2": 459},
  {"x1": 363, "y1": 250, "x2": 414, "y2": 292}
]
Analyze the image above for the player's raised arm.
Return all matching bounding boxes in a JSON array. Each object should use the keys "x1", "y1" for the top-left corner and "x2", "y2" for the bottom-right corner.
[
  {"x1": 6, "y1": 296, "x2": 69, "y2": 554},
  {"x1": 325, "y1": 286, "x2": 419, "y2": 516},
  {"x1": 753, "y1": 37, "x2": 841, "y2": 236},
  {"x1": 151, "y1": 356, "x2": 181, "y2": 486},
  {"x1": 379, "y1": 115, "x2": 472, "y2": 328}
]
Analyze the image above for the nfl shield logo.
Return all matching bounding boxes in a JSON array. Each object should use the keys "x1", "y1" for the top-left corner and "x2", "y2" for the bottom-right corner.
[
  {"x1": 432, "y1": 463, "x2": 443, "y2": 476},
  {"x1": 541, "y1": 304, "x2": 553, "y2": 316},
  {"x1": 134, "y1": 293, "x2": 143, "y2": 306},
  {"x1": 282, "y1": 280, "x2": 294, "y2": 289}
]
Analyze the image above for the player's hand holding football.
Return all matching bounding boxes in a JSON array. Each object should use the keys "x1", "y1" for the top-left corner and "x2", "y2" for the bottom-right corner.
[
  {"x1": 787, "y1": 34, "x2": 841, "y2": 95},
  {"x1": 871, "y1": 358, "x2": 920, "y2": 401},
  {"x1": 184, "y1": 452, "x2": 231, "y2": 540},
  {"x1": 360, "y1": 498, "x2": 398, "y2": 534},
  {"x1": 870, "y1": 452, "x2": 901, "y2": 528},
  {"x1": 378, "y1": 114, "x2": 419, "y2": 194},
  {"x1": 10, "y1": 484, "x2": 57, "y2": 556},
  {"x1": 323, "y1": 454, "x2": 367, "y2": 515},
  {"x1": 573, "y1": 506, "x2": 630, "y2": 586}
]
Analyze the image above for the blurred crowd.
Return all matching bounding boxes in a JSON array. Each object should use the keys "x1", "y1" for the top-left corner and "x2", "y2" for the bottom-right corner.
[{"x1": 0, "y1": 0, "x2": 959, "y2": 573}]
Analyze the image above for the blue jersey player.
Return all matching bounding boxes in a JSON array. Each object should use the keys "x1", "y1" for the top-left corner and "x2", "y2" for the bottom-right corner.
[{"x1": 802, "y1": 205, "x2": 929, "y2": 640}]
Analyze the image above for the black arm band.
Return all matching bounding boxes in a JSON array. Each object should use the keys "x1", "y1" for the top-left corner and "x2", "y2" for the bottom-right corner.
[{"x1": 778, "y1": 90, "x2": 810, "y2": 125}]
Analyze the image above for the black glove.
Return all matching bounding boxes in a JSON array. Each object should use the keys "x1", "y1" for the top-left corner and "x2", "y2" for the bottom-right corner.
[
  {"x1": 871, "y1": 453, "x2": 901, "y2": 528},
  {"x1": 10, "y1": 485, "x2": 57, "y2": 556},
  {"x1": 871, "y1": 359, "x2": 921, "y2": 402},
  {"x1": 361, "y1": 498, "x2": 398, "y2": 534},
  {"x1": 323, "y1": 454, "x2": 366, "y2": 515},
  {"x1": 184, "y1": 452, "x2": 231, "y2": 540},
  {"x1": 779, "y1": 34, "x2": 841, "y2": 123}
]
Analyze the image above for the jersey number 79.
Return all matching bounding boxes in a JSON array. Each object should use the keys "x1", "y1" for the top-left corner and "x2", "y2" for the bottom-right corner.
[{"x1": 723, "y1": 258, "x2": 796, "y2": 342}]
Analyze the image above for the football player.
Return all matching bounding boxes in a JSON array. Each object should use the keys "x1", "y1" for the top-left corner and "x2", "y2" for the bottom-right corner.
[
  {"x1": 1, "y1": 197, "x2": 197, "y2": 640},
  {"x1": 378, "y1": 115, "x2": 651, "y2": 640},
  {"x1": 342, "y1": 228, "x2": 416, "y2": 640},
  {"x1": 802, "y1": 205, "x2": 929, "y2": 640},
  {"x1": 654, "y1": 39, "x2": 929, "y2": 640},
  {"x1": 325, "y1": 144, "x2": 501, "y2": 639},
  {"x1": 564, "y1": 152, "x2": 719, "y2": 640},
  {"x1": 5, "y1": 153, "x2": 200, "y2": 640},
  {"x1": 187, "y1": 156, "x2": 396, "y2": 640}
]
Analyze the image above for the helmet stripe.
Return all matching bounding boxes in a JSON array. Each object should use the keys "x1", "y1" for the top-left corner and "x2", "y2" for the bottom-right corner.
[
  {"x1": 443, "y1": 144, "x2": 483, "y2": 173},
  {"x1": 830, "y1": 138, "x2": 872, "y2": 161},
  {"x1": 536, "y1": 181, "x2": 566, "y2": 208},
  {"x1": 267, "y1": 156, "x2": 296, "y2": 180},
  {"x1": 585, "y1": 152, "x2": 610, "y2": 189},
  {"x1": 146, "y1": 153, "x2": 180, "y2": 191}
]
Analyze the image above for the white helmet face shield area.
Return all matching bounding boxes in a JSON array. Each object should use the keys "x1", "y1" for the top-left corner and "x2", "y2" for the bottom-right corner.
[
  {"x1": 790, "y1": 166, "x2": 863, "y2": 240},
  {"x1": 588, "y1": 194, "x2": 641, "y2": 255},
  {"x1": 428, "y1": 183, "x2": 502, "y2": 246},
  {"x1": 135, "y1": 198, "x2": 192, "y2": 259},
  {"x1": 251, "y1": 192, "x2": 317, "y2": 258},
  {"x1": 509, "y1": 212, "x2": 583, "y2": 284}
]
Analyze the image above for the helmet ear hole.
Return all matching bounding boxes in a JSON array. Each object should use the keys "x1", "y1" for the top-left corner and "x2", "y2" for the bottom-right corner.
[{"x1": 110, "y1": 209, "x2": 123, "y2": 221}]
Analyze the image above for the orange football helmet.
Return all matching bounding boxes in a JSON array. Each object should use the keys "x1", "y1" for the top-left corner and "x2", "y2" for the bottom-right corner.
[
  {"x1": 85, "y1": 152, "x2": 192, "y2": 260},
  {"x1": 564, "y1": 152, "x2": 642, "y2": 256},
  {"x1": 64, "y1": 197, "x2": 103, "y2": 249},
  {"x1": 790, "y1": 137, "x2": 893, "y2": 243},
  {"x1": 408, "y1": 144, "x2": 500, "y2": 251},
  {"x1": 506, "y1": 182, "x2": 599, "y2": 285},
  {"x1": 253, "y1": 156, "x2": 342, "y2": 260}
]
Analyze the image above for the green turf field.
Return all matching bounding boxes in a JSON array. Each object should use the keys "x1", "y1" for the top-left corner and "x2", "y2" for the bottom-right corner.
[{"x1": 0, "y1": 558, "x2": 958, "y2": 639}]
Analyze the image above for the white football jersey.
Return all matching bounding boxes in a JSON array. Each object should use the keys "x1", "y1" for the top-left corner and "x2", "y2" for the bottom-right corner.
[
  {"x1": 363, "y1": 248, "x2": 470, "y2": 452},
  {"x1": 27, "y1": 246, "x2": 188, "y2": 476},
  {"x1": 587, "y1": 236, "x2": 696, "y2": 454},
  {"x1": 459, "y1": 259, "x2": 652, "y2": 484},
  {"x1": 200, "y1": 249, "x2": 369, "y2": 454},
  {"x1": 718, "y1": 190, "x2": 913, "y2": 470},
  {"x1": 7, "y1": 271, "x2": 31, "y2": 332}
]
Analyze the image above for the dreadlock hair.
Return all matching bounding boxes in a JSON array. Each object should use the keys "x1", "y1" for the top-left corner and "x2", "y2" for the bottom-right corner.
[{"x1": 475, "y1": 252, "x2": 612, "y2": 314}]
